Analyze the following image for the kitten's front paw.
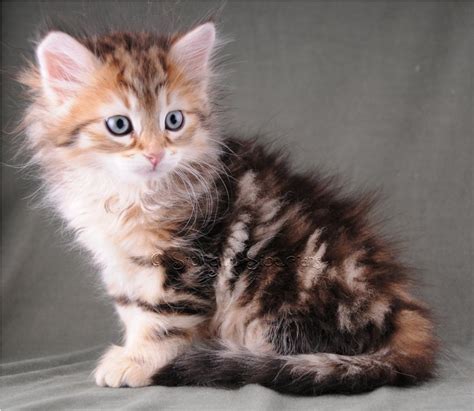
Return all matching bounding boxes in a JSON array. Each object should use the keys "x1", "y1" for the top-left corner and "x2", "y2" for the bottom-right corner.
[{"x1": 94, "y1": 345, "x2": 153, "y2": 388}]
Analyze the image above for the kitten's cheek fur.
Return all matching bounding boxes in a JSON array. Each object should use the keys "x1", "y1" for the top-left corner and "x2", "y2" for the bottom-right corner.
[
  {"x1": 101, "y1": 155, "x2": 152, "y2": 183},
  {"x1": 94, "y1": 345, "x2": 153, "y2": 388}
]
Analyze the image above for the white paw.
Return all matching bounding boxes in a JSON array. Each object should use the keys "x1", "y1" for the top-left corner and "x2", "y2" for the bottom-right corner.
[{"x1": 94, "y1": 345, "x2": 153, "y2": 388}]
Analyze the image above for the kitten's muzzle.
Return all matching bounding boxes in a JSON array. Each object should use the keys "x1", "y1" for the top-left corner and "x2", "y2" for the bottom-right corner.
[{"x1": 144, "y1": 152, "x2": 164, "y2": 170}]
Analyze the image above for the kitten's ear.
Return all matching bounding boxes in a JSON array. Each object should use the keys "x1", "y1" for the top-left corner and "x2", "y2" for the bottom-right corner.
[
  {"x1": 169, "y1": 23, "x2": 216, "y2": 81},
  {"x1": 36, "y1": 31, "x2": 99, "y2": 104}
]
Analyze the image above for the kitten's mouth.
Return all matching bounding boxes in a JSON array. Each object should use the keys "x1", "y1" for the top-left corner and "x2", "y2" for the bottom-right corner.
[
  {"x1": 137, "y1": 166, "x2": 164, "y2": 177},
  {"x1": 133, "y1": 152, "x2": 167, "y2": 177},
  {"x1": 136, "y1": 158, "x2": 173, "y2": 179}
]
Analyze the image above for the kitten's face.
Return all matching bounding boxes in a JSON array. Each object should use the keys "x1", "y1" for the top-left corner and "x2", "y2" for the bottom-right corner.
[{"x1": 27, "y1": 24, "x2": 217, "y2": 186}]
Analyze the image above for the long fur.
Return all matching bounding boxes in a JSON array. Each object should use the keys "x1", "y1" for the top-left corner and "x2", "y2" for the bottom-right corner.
[{"x1": 18, "y1": 22, "x2": 437, "y2": 394}]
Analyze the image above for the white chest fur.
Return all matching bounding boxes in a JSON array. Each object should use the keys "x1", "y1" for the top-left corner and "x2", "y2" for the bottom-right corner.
[{"x1": 51, "y1": 170, "x2": 167, "y2": 304}]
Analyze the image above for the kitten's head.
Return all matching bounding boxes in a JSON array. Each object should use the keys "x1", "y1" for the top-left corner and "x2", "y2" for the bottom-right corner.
[{"x1": 22, "y1": 23, "x2": 220, "y2": 188}]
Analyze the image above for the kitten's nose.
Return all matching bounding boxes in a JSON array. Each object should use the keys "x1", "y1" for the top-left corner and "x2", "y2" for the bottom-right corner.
[{"x1": 144, "y1": 151, "x2": 164, "y2": 170}]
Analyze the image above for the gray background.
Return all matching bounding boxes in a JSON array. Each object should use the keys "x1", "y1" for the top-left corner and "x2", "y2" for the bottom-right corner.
[{"x1": 1, "y1": 1, "x2": 473, "y2": 409}]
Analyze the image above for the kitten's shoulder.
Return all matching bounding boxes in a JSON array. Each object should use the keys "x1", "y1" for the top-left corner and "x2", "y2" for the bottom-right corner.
[{"x1": 221, "y1": 135, "x2": 349, "y2": 202}]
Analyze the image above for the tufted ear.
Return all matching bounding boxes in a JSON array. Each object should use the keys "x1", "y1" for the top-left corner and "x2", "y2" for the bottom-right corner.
[
  {"x1": 169, "y1": 23, "x2": 216, "y2": 82},
  {"x1": 36, "y1": 31, "x2": 99, "y2": 104}
]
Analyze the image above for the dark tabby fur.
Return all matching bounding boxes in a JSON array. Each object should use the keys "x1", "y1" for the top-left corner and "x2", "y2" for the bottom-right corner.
[{"x1": 148, "y1": 137, "x2": 437, "y2": 394}]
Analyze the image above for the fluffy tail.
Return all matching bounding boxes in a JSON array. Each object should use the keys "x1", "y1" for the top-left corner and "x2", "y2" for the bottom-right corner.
[{"x1": 154, "y1": 313, "x2": 436, "y2": 395}]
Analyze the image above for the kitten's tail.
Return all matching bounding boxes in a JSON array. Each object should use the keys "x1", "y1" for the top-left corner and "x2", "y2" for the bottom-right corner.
[{"x1": 153, "y1": 312, "x2": 436, "y2": 395}]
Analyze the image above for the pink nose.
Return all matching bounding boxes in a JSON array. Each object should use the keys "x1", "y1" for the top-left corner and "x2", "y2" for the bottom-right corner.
[{"x1": 144, "y1": 152, "x2": 164, "y2": 169}]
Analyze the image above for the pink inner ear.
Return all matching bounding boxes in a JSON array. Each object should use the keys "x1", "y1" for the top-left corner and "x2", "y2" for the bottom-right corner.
[
  {"x1": 170, "y1": 23, "x2": 216, "y2": 77},
  {"x1": 43, "y1": 51, "x2": 83, "y2": 82},
  {"x1": 37, "y1": 32, "x2": 98, "y2": 102}
]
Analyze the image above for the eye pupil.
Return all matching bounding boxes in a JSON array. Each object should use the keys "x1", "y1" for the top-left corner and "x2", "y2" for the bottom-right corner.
[
  {"x1": 165, "y1": 110, "x2": 184, "y2": 131},
  {"x1": 106, "y1": 115, "x2": 132, "y2": 136}
]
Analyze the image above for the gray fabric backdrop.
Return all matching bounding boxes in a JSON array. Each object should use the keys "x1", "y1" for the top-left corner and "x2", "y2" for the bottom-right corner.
[{"x1": 1, "y1": 1, "x2": 473, "y2": 409}]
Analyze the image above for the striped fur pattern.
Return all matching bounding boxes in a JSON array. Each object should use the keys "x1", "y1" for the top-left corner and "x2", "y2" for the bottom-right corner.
[{"x1": 19, "y1": 23, "x2": 437, "y2": 395}]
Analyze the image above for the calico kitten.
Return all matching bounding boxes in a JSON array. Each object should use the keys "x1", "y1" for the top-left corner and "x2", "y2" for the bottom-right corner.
[{"x1": 19, "y1": 22, "x2": 437, "y2": 395}]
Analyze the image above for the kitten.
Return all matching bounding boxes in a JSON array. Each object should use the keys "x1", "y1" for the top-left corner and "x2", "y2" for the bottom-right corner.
[{"x1": 19, "y1": 22, "x2": 437, "y2": 395}]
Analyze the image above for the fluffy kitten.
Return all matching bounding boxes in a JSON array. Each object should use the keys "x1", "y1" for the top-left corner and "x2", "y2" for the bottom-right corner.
[{"x1": 19, "y1": 22, "x2": 437, "y2": 395}]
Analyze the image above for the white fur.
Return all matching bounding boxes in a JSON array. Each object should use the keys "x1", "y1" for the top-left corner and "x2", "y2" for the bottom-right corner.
[{"x1": 31, "y1": 25, "x2": 227, "y2": 389}]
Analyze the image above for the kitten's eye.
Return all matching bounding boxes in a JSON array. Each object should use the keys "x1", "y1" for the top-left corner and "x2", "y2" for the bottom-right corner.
[
  {"x1": 105, "y1": 115, "x2": 133, "y2": 136},
  {"x1": 165, "y1": 110, "x2": 184, "y2": 131}
]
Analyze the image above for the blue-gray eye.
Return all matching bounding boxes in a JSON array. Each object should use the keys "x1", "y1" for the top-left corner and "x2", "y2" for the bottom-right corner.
[
  {"x1": 165, "y1": 110, "x2": 184, "y2": 131},
  {"x1": 105, "y1": 115, "x2": 133, "y2": 136}
]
